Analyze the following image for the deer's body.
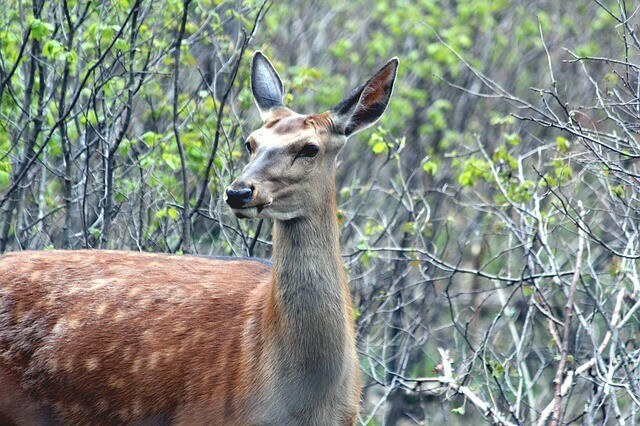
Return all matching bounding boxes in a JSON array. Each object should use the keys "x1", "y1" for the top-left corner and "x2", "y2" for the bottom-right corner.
[
  {"x1": 0, "y1": 251, "x2": 270, "y2": 424},
  {"x1": 0, "y1": 52, "x2": 397, "y2": 425},
  {"x1": 0, "y1": 248, "x2": 357, "y2": 425}
]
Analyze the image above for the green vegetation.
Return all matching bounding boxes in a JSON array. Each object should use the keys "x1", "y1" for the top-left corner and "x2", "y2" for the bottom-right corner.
[{"x1": 2, "y1": 0, "x2": 639, "y2": 424}]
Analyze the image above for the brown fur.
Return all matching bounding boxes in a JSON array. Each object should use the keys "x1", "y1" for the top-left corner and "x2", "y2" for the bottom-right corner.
[
  {"x1": 263, "y1": 112, "x2": 335, "y2": 136},
  {"x1": 0, "y1": 251, "x2": 272, "y2": 424}
]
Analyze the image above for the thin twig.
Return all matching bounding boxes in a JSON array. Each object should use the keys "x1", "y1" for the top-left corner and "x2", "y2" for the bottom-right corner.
[{"x1": 549, "y1": 201, "x2": 586, "y2": 426}]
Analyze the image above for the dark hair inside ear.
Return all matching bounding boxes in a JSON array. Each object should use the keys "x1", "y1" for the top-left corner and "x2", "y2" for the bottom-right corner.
[
  {"x1": 330, "y1": 58, "x2": 398, "y2": 137},
  {"x1": 345, "y1": 91, "x2": 389, "y2": 136}
]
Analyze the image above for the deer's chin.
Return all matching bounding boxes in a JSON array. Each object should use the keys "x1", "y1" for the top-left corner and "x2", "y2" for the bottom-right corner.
[
  {"x1": 230, "y1": 200, "x2": 274, "y2": 219},
  {"x1": 231, "y1": 208, "x2": 256, "y2": 219},
  {"x1": 261, "y1": 207, "x2": 304, "y2": 221},
  {"x1": 231, "y1": 206, "x2": 261, "y2": 219},
  {"x1": 231, "y1": 204, "x2": 303, "y2": 221}
]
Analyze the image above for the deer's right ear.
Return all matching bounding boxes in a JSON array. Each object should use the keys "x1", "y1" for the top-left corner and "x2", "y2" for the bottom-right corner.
[
  {"x1": 330, "y1": 58, "x2": 398, "y2": 137},
  {"x1": 251, "y1": 51, "x2": 285, "y2": 121}
]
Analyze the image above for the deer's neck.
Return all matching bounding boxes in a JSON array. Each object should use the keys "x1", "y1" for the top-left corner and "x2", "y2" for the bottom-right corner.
[
  {"x1": 244, "y1": 207, "x2": 355, "y2": 426},
  {"x1": 268, "y1": 192, "x2": 352, "y2": 363}
]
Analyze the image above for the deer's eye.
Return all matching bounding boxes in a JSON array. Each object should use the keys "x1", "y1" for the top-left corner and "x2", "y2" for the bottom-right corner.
[
  {"x1": 297, "y1": 144, "x2": 320, "y2": 159},
  {"x1": 245, "y1": 141, "x2": 253, "y2": 154}
]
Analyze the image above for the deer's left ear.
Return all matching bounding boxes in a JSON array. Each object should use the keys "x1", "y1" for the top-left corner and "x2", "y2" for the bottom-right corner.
[
  {"x1": 251, "y1": 51, "x2": 286, "y2": 121},
  {"x1": 330, "y1": 58, "x2": 398, "y2": 137}
]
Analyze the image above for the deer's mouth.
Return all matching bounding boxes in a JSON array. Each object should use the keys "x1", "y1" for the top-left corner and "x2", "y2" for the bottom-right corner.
[{"x1": 231, "y1": 201, "x2": 272, "y2": 218}]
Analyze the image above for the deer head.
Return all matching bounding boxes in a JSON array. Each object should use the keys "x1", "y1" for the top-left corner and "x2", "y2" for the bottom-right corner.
[{"x1": 225, "y1": 52, "x2": 398, "y2": 220}]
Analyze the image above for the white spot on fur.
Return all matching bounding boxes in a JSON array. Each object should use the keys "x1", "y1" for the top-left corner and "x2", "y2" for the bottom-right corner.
[
  {"x1": 106, "y1": 342, "x2": 119, "y2": 354},
  {"x1": 127, "y1": 287, "x2": 142, "y2": 297},
  {"x1": 97, "y1": 398, "x2": 109, "y2": 410},
  {"x1": 66, "y1": 279, "x2": 110, "y2": 295},
  {"x1": 51, "y1": 319, "x2": 66, "y2": 335},
  {"x1": 131, "y1": 357, "x2": 143, "y2": 373},
  {"x1": 46, "y1": 358, "x2": 59, "y2": 372},
  {"x1": 122, "y1": 345, "x2": 133, "y2": 360},
  {"x1": 162, "y1": 347, "x2": 176, "y2": 361},
  {"x1": 108, "y1": 377, "x2": 126, "y2": 389},
  {"x1": 132, "y1": 399, "x2": 143, "y2": 416},
  {"x1": 148, "y1": 352, "x2": 161, "y2": 369},
  {"x1": 85, "y1": 357, "x2": 99, "y2": 371},
  {"x1": 64, "y1": 358, "x2": 74, "y2": 372},
  {"x1": 94, "y1": 303, "x2": 109, "y2": 316},
  {"x1": 142, "y1": 329, "x2": 154, "y2": 342}
]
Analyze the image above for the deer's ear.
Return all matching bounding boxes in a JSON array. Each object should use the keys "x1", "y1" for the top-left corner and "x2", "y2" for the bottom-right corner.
[
  {"x1": 251, "y1": 51, "x2": 285, "y2": 121},
  {"x1": 330, "y1": 58, "x2": 398, "y2": 137}
]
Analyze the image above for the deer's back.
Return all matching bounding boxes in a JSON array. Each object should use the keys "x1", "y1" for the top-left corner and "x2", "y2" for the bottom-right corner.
[{"x1": 0, "y1": 250, "x2": 272, "y2": 425}]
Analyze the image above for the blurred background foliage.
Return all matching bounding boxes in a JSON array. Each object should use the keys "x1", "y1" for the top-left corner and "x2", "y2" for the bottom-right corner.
[{"x1": 2, "y1": 0, "x2": 640, "y2": 424}]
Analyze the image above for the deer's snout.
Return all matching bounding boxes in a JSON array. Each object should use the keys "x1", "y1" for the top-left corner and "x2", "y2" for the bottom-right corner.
[{"x1": 225, "y1": 185, "x2": 254, "y2": 209}]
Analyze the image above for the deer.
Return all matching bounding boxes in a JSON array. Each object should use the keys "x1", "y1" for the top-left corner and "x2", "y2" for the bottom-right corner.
[{"x1": 0, "y1": 51, "x2": 398, "y2": 425}]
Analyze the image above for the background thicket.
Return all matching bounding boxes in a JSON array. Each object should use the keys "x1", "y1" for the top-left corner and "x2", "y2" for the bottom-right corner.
[{"x1": 1, "y1": 0, "x2": 639, "y2": 424}]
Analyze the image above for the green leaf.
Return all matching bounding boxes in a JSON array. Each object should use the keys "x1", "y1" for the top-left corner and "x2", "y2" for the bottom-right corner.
[
  {"x1": 403, "y1": 221, "x2": 417, "y2": 234},
  {"x1": 167, "y1": 207, "x2": 179, "y2": 220},
  {"x1": 604, "y1": 72, "x2": 618, "y2": 86},
  {"x1": 368, "y1": 131, "x2": 385, "y2": 152},
  {"x1": 42, "y1": 40, "x2": 63, "y2": 59},
  {"x1": 65, "y1": 49, "x2": 78, "y2": 66},
  {"x1": 422, "y1": 161, "x2": 438, "y2": 175},
  {"x1": 101, "y1": 25, "x2": 115, "y2": 43},
  {"x1": 490, "y1": 114, "x2": 514, "y2": 126},
  {"x1": 114, "y1": 39, "x2": 128, "y2": 51},
  {"x1": 458, "y1": 158, "x2": 491, "y2": 187},
  {"x1": 504, "y1": 132, "x2": 520, "y2": 146},
  {"x1": 554, "y1": 160, "x2": 573, "y2": 181},
  {"x1": 372, "y1": 142, "x2": 386, "y2": 154},
  {"x1": 490, "y1": 360, "x2": 505, "y2": 376},
  {"x1": 330, "y1": 39, "x2": 353, "y2": 59},
  {"x1": 452, "y1": 406, "x2": 466, "y2": 415},
  {"x1": 30, "y1": 19, "x2": 54, "y2": 41},
  {"x1": 162, "y1": 153, "x2": 180, "y2": 171},
  {"x1": 89, "y1": 228, "x2": 102, "y2": 239},
  {"x1": 556, "y1": 136, "x2": 570, "y2": 153},
  {"x1": 0, "y1": 170, "x2": 10, "y2": 188},
  {"x1": 458, "y1": 170, "x2": 473, "y2": 187},
  {"x1": 141, "y1": 131, "x2": 162, "y2": 146},
  {"x1": 611, "y1": 184, "x2": 625, "y2": 197}
]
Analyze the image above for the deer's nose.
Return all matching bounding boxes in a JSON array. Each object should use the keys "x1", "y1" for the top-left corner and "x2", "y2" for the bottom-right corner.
[{"x1": 225, "y1": 186, "x2": 254, "y2": 209}]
